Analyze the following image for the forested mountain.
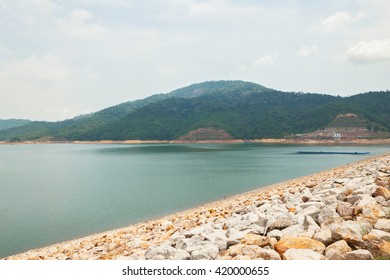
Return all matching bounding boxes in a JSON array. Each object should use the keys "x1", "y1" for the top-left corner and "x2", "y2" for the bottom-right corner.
[
  {"x1": 0, "y1": 119, "x2": 31, "y2": 131},
  {"x1": 0, "y1": 81, "x2": 389, "y2": 141}
]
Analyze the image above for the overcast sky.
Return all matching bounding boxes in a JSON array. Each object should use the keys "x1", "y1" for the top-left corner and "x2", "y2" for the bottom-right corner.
[{"x1": 1, "y1": 0, "x2": 390, "y2": 121}]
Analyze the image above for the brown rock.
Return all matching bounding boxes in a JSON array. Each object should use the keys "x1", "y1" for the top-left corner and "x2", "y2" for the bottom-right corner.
[
  {"x1": 336, "y1": 202, "x2": 355, "y2": 218},
  {"x1": 375, "y1": 177, "x2": 389, "y2": 188},
  {"x1": 363, "y1": 235, "x2": 390, "y2": 259},
  {"x1": 240, "y1": 234, "x2": 271, "y2": 247},
  {"x1": 372, "y1": 186, "x2": 390, "y2": 200},
  {"x1": 274, "y1": 237, "x2": 325, "y2": 255},
  {"x1": 360, "y1": 204, "x2": 386, "y2": 225}
]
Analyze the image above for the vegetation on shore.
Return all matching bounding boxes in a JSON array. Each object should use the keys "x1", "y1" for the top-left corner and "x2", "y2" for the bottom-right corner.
[{"x1": 0, "y1": 81, "x2": 389, "y2": 141}]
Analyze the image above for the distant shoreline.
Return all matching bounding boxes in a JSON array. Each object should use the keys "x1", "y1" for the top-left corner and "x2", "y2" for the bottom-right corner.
[{"x1": 1, "y1": 138, "x2": 390, "y2": 145}]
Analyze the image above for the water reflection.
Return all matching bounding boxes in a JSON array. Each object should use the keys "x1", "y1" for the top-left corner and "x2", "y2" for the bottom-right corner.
[{"x1": 94, "y1": 144, "x2": 236, "y2": 155}]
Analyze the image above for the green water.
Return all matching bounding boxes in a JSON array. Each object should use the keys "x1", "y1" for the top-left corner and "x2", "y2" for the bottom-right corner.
[{"x1": 0, "y1": 143, "x2": 388, "y2": 258}]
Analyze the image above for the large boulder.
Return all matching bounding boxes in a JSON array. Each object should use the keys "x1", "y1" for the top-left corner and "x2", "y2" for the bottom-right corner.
[
  {"x1": 372, "y1": 186, "x2": 390, "y2": 200},
  {"x1": 274, "y1": 237, "x2": 325, "y2": 255},
  {"x1": 363, "y1": 235, "x2": 390, "y2": 259},
  {"x1": 325, "y1": 240, "x2": 352, "y2": 256},
  {"x1": 345, "y1": 249, "x2": 374, "y2": 260}
]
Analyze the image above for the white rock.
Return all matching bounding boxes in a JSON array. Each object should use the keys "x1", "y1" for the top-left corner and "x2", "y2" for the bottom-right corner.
[
  {"x1": 145, "y1": 245, "x2": 190, "y2": 260},
  {"x1": 346, "y1": 249, "x2": 374, "y2": 260},
  {"x1": 374, "y1": 219, "x2": 390, "y2": 233},
  {"x1": 283, "y1": 249, "x2": 323, "y2": 260},
  {"x1": 191, "y1": 245, "x2": 219, "y2": 260}
]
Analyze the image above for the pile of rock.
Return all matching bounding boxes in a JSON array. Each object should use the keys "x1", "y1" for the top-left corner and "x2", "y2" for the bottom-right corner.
[
  {"x1": 5, "y1": 154, "x2": 390, "y2": 260},
  {"x1": 136, "y1": 155, "x2": 390, "y2": 260}
]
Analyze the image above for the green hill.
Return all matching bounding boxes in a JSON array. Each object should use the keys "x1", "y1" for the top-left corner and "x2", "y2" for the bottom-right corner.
[
  {"x1": 0, "y1": 81, "x2": 389, "y2": 141},
  {"x1": 0, "y1": 119, "x2": 31, "y2": 131}
]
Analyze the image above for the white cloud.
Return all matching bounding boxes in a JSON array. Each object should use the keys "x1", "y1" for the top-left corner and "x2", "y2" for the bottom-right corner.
[
  {"x1": 0, "y1": 55, "x2": 95, "y2": 120},
  {"x1": 253, "y1": 54, "x2": 275, "y2": 66},
  {"x1": 0, "y1": 0, "x2": 60, "y2": 26},
  {"x1": 31, "y1": 0, "x2": 59, "y2": 15},
  {"x1": 345, "y1": 38, "x2": 390, "y2": 64},
  {"x1": 0, "y1": 54, "x2": 73, "y2": 83},
  {"x1": 298, "y1": 45, "x2": 319, "y2": 57},
  {"x1": 57, "y1": 9, "x2": 106, "y2": 39},
  {"x1": 186, "y1": 0, "x2": 259, "y2": 17},
  {"x1": 321, "y1": 11, "x2": 363, "y2": 31}
]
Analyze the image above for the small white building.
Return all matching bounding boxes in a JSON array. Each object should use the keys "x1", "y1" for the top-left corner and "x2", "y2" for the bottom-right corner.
[{"x1": 333, "y1": 132, "x2": 341, "y2": 142}]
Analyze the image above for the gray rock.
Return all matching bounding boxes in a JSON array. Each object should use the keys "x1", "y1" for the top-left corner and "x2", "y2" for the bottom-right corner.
[
  {"x1": 266, "y1": 204, "x2": 289, "y2": 215},
  {"x1": 318, "y1": 205, "x2": 343, "y2": 228},
  {"x1": 330, "y1": 223, "x2": 365, "y2": 248},
  {"x1": 267, "y1": 229, "x2": 283, "y2": 240},
  {"x1": 145, "y1": 245, "x2": 190, "y2": 260},
  {"x1": 280, "y1": 224, "x2": 305, "y2": 238},
  {"x1": 355, "y1": 195, "x2": 378, "y2": 208},
  {"x1": 381, "y1": 201, "x2": 390, "y2": 207},
  {"x1": 191, "y1": 245, "x2": 219, "y2": 260},
  {"x1": 242, "y1": 212, "x2": 261, "y2": 224},
  {"x1": 336, "y1": 202, "x2": 355, "y2": 218},
  {"x1": 246, "y1": 224, "x2": 266, "y2": 235},
  {"x1": 313, "y1": 229, "x2": 333, "y2": 246},
  {"x1": 203, "y1": 229, "x2": 228, "y2": 250},
  {"x1": 283, "y1": 249, "x2": 323, "y2": 260},
  {"x1": 325, "y1": 240, "x2": 352, "y2": 256},
  {"x1": 302, "y1": 215, "x2": 320, "y2": 230},
  {"x1": 178, "y1": 235, "x2": 208, "y2": 253},
  {"x1": 253, "y1": 215, "x2": 268, "y2": 228},
  {"x1": 227, "y1": 244, "x2": 281, "y2": 260},
  {"x1": 375, "y1": 196, "x2": 386, "y2": 204},
  {"x1": 256, "y1": 248, "x2": 282, "y2": 260},
  {"x1": 266, "y1": 214, "x2": 295, "y2": 232},
  {"x1": 183, "y1": 226, "x2": 205, "y2": 238},
  {"x1": 345, "y1": 249, "x2": 374, "y2": 260},
  {"x1": 324, "y1": 195, "x2": 338, "y2": 205},
  {"x1": 226, "y1": 228, "x2": 261, "y2": 246},
  {"x1": 225, "y1": 215, "x2": 252, "y2": 231},
  {"x1": 297, "y1": 205, "x2": 322, "y2": 220},
  {"x1": 374, "y1": 219, "x2": 390, "y2": 233},
  {"x1": 324, "y1": 248, "x2": 346, "y2": 260},
  {"x1": 236, "y1": 205, "x2": 257, "y2": 215}
]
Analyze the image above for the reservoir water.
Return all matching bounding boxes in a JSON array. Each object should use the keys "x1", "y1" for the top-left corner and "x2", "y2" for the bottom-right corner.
[{"x1": 0, "y1": 143, "x2": 389, "y2": 258}]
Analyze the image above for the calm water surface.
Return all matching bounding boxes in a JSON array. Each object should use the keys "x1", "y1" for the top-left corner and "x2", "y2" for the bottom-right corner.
[{"x1": 0, "y1": 143, "x2": 389, "y2": 257}]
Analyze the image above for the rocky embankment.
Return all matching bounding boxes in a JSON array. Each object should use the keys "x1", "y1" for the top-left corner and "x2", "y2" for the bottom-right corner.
[{"x1": 5, "y1": 154, "x2": 390, "y2": 260}]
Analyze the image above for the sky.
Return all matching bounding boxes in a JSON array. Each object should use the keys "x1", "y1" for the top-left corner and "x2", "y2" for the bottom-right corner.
[{"x1": 0, "y1": 0, "x2": 390, "y2": 121}]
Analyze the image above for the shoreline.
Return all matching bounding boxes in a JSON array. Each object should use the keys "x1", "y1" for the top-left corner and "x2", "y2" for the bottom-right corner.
[
  {"x1": 1, "y1": 138, "x2": 390, "y2": 145},
  {"x1": 4, "y1": 152, "x2": 390, "y2": 260}
]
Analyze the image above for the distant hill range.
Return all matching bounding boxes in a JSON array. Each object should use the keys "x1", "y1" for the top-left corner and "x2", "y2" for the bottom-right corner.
[
  {"x1": 0, "y1": 119, "x2": 31, "y2": 131},
  {"x1": 1, "y1": 80, "x2": 389, "y2": 141}
]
